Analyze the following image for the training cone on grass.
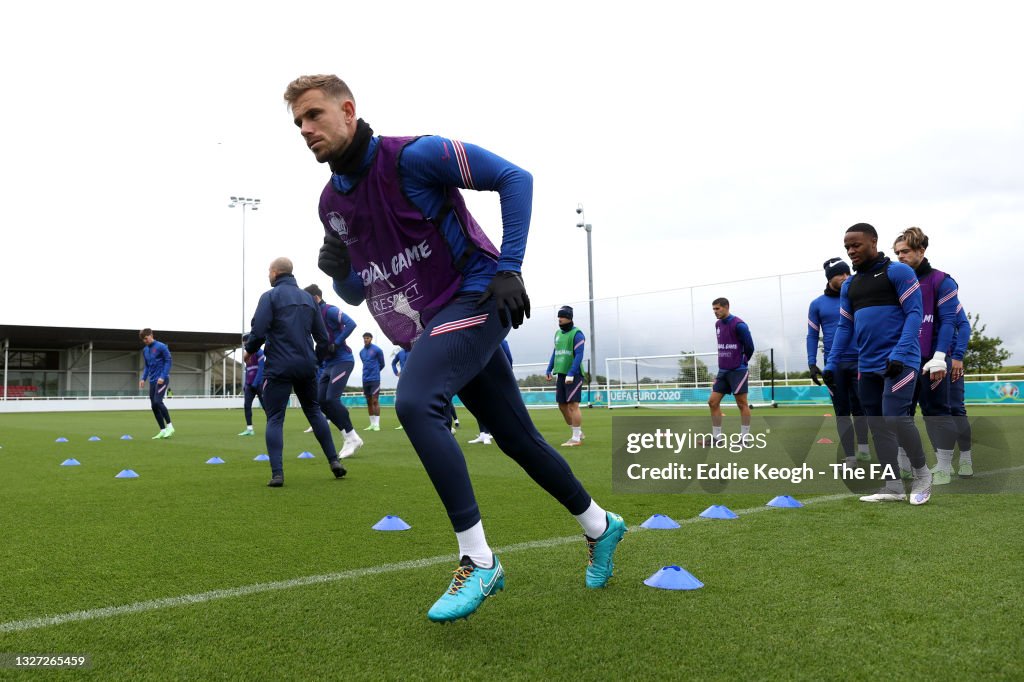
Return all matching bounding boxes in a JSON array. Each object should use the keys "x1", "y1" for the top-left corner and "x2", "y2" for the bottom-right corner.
[
  {"x1": 372, "y1": 515, "x2": 411, "y2": 531},
  {"x1": 120, "y1": 434, "x2": 133, "y2": 440},
  {"x1": 641, "y1": 514, "x2": 681, "y2": 529},
  {"x1": 56, "y1": 437, "x2": 69, "y2": 443},
  {"x1": 767, "y1": 495, "x2": 804, "y2": 508},
  {"x1": 699, "y1": 505, "x2": 739, "y2": 519},
  {"x1": 115, "y1": 469, "x2": 139, "y2": 479},
  {"x1": 206, "y1": 457, "x2": 225, "y2": 464},
  {"x1": 61, "y1": 458, "x2": 81, "y2": 466},
  {"x1": 254, "y1": 454, "x2": 270, "y2": 461},
  {"x1": 816, "y1": 437, "x2": 834, "y2": 444},
  {"x1": 297, "y1": 451, "x2": 315, "y2": 459},
  {"x1": 644, "y1": 565, "x2": 704, "y2": 590},
  {"x1": 88, "y1": 436, "x2": 101, "y2": 441}
]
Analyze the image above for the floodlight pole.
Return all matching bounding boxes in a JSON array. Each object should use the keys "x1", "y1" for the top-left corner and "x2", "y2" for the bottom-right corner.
[
  {"x1": 229, "y1": 196, "x2": 260, "y2": 395},
  {"x1": 576, "y1": 203, "x2": 597, "y2": 405},
  {"x1": 228, "y1": 196, "x2": 261, "y2": 337}
]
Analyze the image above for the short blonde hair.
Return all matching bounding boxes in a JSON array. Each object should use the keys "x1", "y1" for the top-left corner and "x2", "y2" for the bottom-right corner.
[
  {"x1": 894, "y1": 226, "x2": 929, "y2": 251},
  {"x1": 283, "y1": 75, "x2": 353, "y2": 108}
]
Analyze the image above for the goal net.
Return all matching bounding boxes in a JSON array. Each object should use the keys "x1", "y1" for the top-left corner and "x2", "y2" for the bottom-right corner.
[
  {"x1": 511, "y1": 362, "x2": 562, "y2": 409},
  {"x1": 603, "y1": 351, "x2": 775, "y2": 408}
]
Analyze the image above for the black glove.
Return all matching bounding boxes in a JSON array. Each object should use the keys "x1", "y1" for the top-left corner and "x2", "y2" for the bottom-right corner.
[
  {"x1": 315, "y1": 344, "x2": 329, "y2": 363},
  {"x1": 318, "y1": 235, "x2": 351, "y2": 279},
  {"x1": 477, "y1": 271, "x2": 531, "y2": 328},
  {"x1": 884, "y1": 359, "x2": 905, "y2": 378},
  {"x1": 809, "y1": 364, "x2": 823, "y2": 386},
  {"x1": 822, "y1": 369, "x2": 835, "y2": 389},
  {"x1": 328, "y1": 343, "x2": 337, "y2": 356}
]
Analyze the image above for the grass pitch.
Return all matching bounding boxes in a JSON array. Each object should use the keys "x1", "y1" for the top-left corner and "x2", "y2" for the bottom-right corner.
[{"x1": 0, "y1": 405, "x2": 1021, "y2": 680}]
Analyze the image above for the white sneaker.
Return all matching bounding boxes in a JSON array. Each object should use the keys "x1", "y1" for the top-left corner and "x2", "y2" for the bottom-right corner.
[
  {"x1": 482, "y1": 434, "x2": 492, "y2": 445},
  {"x1": 859, "y1": 487, "x2": 907, "y2": 503},
  {"x1": 339, "y1": 433, "x2": 364, "y2": 459},
  {"x1": 909, "y1": 470, "x2": 933, "y2": 506},
  {"x1": 468, "y1": 433, "x2": 488, "y2": 444},
  {"x1": 561, "y1": 438, "x2": 582, "y2": 447},
  {"x1": 304, "y1": 426, "x2": 314, "y2": 433}
]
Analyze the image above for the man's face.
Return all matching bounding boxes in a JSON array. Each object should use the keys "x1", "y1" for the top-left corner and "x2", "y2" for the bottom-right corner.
[
  {"x1": 893, "y1": 240, "x2": 925, "y2": 269},
  {"x1": 291, "y1": 89, "x2": 355, "y2": 163},
  {"x1": 712, "y1": 304, "x2": 729, "y2": 320},
  {"x1": 828, "y1": 273, "x2": 848, "y2": 291},
  {"x1": 142, "y1": 334, "x2": 154, "y2": 346},
  {"x1": 844, "y1": 231, "x2": 877, "y2": 268},
  {"x1": 268, "y1": 268, "x2": 277, "y2": 285},
  {"x1": 557, "y1": 316, "x2": 571, "y2": 326},
  {"x1": 363, "y1": 336, "x2": 372, "y2": 347}
]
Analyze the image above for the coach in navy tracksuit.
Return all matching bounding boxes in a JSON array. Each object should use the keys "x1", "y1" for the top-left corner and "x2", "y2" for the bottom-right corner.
[
  {"x1": 244, "y1": 257, "x2": 345, "y2": 487},
  {"x1": 807, "y1": 258, "x2": 869, "y2": 465},
  {"x1": 825, "y1": 223, "x2": 932, "y2": 505}
]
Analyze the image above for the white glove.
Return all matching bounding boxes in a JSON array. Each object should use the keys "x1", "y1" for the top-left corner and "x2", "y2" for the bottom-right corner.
[
  {"x1": 565, "y1": 375, "x2": 574, "y2": 382},
  {"x1": 922, "y1": 351, "x2": 947, "y2": 375}
]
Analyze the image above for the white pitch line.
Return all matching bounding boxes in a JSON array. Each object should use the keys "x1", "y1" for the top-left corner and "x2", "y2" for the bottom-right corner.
[{"x1": 2, "y1": 474, "x2": 1015, "y2": 635}]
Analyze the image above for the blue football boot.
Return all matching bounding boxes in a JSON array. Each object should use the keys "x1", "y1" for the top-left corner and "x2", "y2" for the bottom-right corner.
[
  {"x1": 427, "y1": 555, "x2": 504, "y2": 622},
  {"x1": 585, "y1": 512, "x2": 627, "y2": 589}
]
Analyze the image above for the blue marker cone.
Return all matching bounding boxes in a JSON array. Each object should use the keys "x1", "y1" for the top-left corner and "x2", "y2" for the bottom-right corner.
[
  {"x1": 120, "y1": 434, "x2": 133, "y2": 441},
  {"x1": 56, "y1": 437, "x2": 69, "y2": 443},
  {"x1": 206, "y1": 457, "x2": 226, "y2": 464},
  {"x1": 61, "y1": 458, "x2": 81, "y2": 466},
  {"x1": 641, "y1": 514, "x2": 681, "y2": 529},
  {"x1": 297, "y1": 451, "x2": 315, "y2": 459},
  {"x1": 699, "y1": 505, "x2": 738, "y2": 519},
  {"x1": 767, "y1": 495, "x2": 804, "y2": 508},
  {"x1": 88, "y1": 436, "x2": 101, "y2": 441},
  {"x1": 372, "y1": 515, "x2": 412, "y2": 531},
  {"x1": 254, "y1": 454, "x2": 270, "y2": 461},
  {"x1": 115, "y1": 469, "x2": 139, "y2": 479},
  {"x1": 644, "y1": 565, "x2": 704, "y2": 590}
]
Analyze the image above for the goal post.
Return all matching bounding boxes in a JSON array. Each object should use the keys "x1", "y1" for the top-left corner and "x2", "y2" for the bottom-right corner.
[{"x1": 603, "y1": 351, "x2": 775, "y2": 408}]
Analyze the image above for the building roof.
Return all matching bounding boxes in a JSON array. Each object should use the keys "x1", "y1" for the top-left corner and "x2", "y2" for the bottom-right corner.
[{"x1": 0, "y1": 325, "x2": 240, "y2": 353}]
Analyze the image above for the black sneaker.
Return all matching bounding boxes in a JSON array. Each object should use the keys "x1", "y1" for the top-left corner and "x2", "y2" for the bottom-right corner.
[
  {"x1": 267, "y1": 474, "x2": 284, "y2": 487},
  {"x1": 330, "y1": 460, "x2": 347, "y2": 479}
]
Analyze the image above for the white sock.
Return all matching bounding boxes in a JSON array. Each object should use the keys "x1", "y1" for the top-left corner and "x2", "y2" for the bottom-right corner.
[
  {"x1": 959, "y1": 449, "x2": 972, "y2": 465},
  {"x1": 572, "y1": 426, "x2": 582, "y2": 440},
  {"x1": 371, "y1": 416, "x2": 380, "y2": 426},
  {"x1": 455, "y1": 521, "x2": 493, "y2": 568},
  {"x1": 936, "y1": 449, "x2": 954, "y2": 471},
  {"x1": 712, "y1": 426, "x2": 722, "y2": 438},
  {"x1": 575, "y1": 500, "x2": 609, "y2": 539},
  {"x1": 858, "y1": 444, "x2": 870, "y2": 454},
  {"x1": 740, "y1": 424, "x2": 750, "y2": 435},
  {"x1": 897, "y1": 447, "x2": 911, "y2": 472}
]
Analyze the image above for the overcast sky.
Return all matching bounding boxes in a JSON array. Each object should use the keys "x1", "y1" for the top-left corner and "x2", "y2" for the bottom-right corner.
[{"x1": 3, "y1": 0, "x2": 1023, "y2": 381}]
